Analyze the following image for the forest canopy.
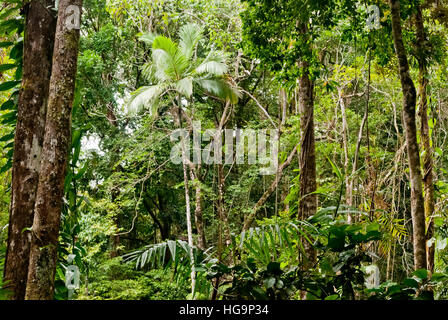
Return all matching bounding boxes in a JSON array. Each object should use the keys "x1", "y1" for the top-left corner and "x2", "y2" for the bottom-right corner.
[{"x1": 1, "y1": 0, "x2": 448, "y2": 301}]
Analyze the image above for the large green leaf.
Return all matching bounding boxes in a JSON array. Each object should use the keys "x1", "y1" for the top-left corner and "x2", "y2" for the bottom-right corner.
[
  {"x1": 175, "y1": 77, "x2": 193, "y2": 97},
  {"x1": 195, "y1": 51, "x2": 228, "y2": 76},
  {"x1": 195, "y1": 78, "x2": 239, "y2": 103},
  {"x1": 0, "y1": 80, "x2": 20, "y2": 92},
  {"x1": 128, "y1": 84, "x2": 165, "y2": 115},
  {"x1": 152, "y1": 36, "x2": 188, "y2": 81},
  {"x1": 179, "y1": 23, "x2": 203, "y2": 61}
]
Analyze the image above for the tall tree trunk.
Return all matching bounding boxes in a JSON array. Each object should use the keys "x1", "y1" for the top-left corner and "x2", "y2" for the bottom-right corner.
[
  {"x1": 25, "y1": 0, "x2": 83, "y2": 299},
  {"x1": 415, "y1": 6, "x2": 435, "y2": 272},
  {"x1": 3, "y1": 0, "x2": 56, "y2": 300},
  {"x1": 109, "y1": 184, "x2": 120, "y2": 258},
  {"x1": 298, "y1": 62, "x2": 317, "y2": 220},
  {"x1": 338, "y1": 89, "x2": 351, "y2": 221},
  {"x1": 189, "y1": 168, "x2": 206, "y2": 250},
  {"x1": 299, "y1": 58, "x2": 317, "y2": 219},
  {"x1": 389, "y1": 0, "x2": 427, "y2": 270},
  {"x1": 182, "y1": 160, "x2": 196, "y2": 296},
  {"x1": 280, "y1": 88, "x2": 288, "y2": 126},
  {"x1": 172, "y1": 104, "x2": 196, "y2": 297},
  {"x1": 298, "y1": 59, "x2": 317, "y2": 268},
  {"x1": 216, "y1": 163, "x2": 231, "y2": 260},
  {"x1": 349, "y1": 101, "x2": 369, "y2": 214}
]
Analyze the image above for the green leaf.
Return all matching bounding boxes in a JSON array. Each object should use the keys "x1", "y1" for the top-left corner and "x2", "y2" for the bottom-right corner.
[
  {"x1": 0, "y1": 100, "x2": 14, "y2": 111},
  {"x1": 139, "y1": 32, "x2": 157, "y2": 46},
  {"x1": 0, "y1": 161, "x2": 12, "y2": 174},
  {"x1": 0, "y1": 80, "x2": 20, "y2": 91},
  {"x1": 195, "y1": 78, "x2": 239, "y2": 103},
  {"x1": 0, "y1": 41, "x2": 13, "y2": 48},
  {"x1": 9, "y1": 41, "x2": 23, "y2": 60},
  {"x1": 413, "y1": 269, "x2": 428, "y2": 280},
  {"x1": 176, "y1": 77, "x2": 193, "y2": 97},
  {"x1": 152, "y1": 36, "x2": 188, "y2": 80},
  {"x1": 327, "y1": 156, "x2": 343, "y2": 181},
  {"x1": 430, "y1": 272, "x2": 447, "y2": 283},
  {"x1": 0, "y1": 64, "x2": 16, "y2": 72},
  {"x1": 0, "y1": 111, "x2": 17, "y2": 125},
  {"x1": 0, "y1": 19, "x2": 22, "y2": 34},
  {"x1": 195, "y1": 51, "x2": 227, "y2": 76},
  {"x1": 0, "y1": 133, "x2": 14, "y2": 142},
  {"x1": 179, "y1": 23, "x2": 203, "y2": 60},
  {"x1": 167, "y1": 240, "x2": 177, "y2": 262},
  {"x1": 403, "y1": 278, "x2": 419, "y2": 289},
  {"x1": 267, "y1": 262, "x2": 281, "y2": 273},
  {"x1": 127, "y1": 84, "x2": 165, "y2": 115}
]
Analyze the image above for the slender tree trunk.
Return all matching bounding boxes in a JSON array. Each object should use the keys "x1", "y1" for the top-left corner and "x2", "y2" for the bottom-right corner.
[
  {"x1": 173, "y1": 103, "x2": 196, "y2": 297},
  {"x1": 280, "y1": 88, "x2": 287, "y2": 126},
  {"x1": 298, "y1": 61, "x2": 317, "y2": 222},
  {"x1": 338, "y1": 89, "x2": 351, "y2": 222},
  {"x1": 107, "y1": 113, "x2": 122, "y2": 257},
  {"x1": 182, "y1": 159, "x2": 196, "y2": 296},
  {"x1": 389, "y1": 0, "x2": 427, "y2": 270},
  {"x1": 189, "y1": 168, "x2": 206, "y2": 250},
  {"x1": 3, "y1": 0, "x2": 56, "y2": 300},
  {"x1": 298, "y1": 58, "x2": 317, "y2": 269},
  {"x1": 349, "y1": 102, "x2": 369, "y2": 213},
  {"x1": 415, "y1": 6, "x2": 435, "y2": 272},
  {"x1": 25, "y1": 0, "x2": 83, "y2": 299},
  {"x1": 216, "y1": 163, "x2": 231, "y2": 258},
  {"x1": 110, "y1": 185, "x2": 120, "y2": 258}
]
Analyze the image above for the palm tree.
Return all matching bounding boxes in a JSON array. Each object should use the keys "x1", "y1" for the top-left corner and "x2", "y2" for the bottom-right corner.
[
  {"x1": 128, "y1": 23, "x2": 238, "y2": 296},
  {"x1": 128, "y1": 23, "x2": 238, "y2": 114}
]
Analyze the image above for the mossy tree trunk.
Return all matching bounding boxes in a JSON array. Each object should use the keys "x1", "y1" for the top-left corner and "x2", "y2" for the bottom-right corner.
[
  {"x1": 3, "y1": 0, "x2": 56, "y2": 300},
  {"x1": 25, "y1": 0, "x2": 83, "y2": 300},
  {"x1": 415, "y1": 5, "x2": 435, "y2": 273},
  {"x1": 389, "y1": 0, "x2": 427, "y2": 270}
]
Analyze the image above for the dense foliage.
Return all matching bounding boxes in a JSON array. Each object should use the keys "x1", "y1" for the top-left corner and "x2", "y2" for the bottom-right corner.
[{"x1": 1, "y1": 0, "x2": 448, "y2": 300}]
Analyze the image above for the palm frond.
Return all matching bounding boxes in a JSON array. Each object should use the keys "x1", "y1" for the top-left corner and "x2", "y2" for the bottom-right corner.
[
  {"x1": 139, "y1": 32, "x2": 157, "y2": 46},
  {"x1": 122, "y1": 240, "x2": 212, "y2": 271},
  {"x1": 179, "y1": 23, "x2": 203, "y2": 61},
  {"x1": 152, "y1": 36, "x2": 188, "y2": 81},
  {"x1": 142, "y1": 62, "x2": 156, "y2": 82},
  {"x1": 195, "y1": 78, "x2": 239, "y2": 104},
  {"x1": 176, "y1": 77, "x2": 193, "y2": 98},
  {"x1": 127, "y1": 84, "x2": 165, "y2": 115},
  {"x1": 195, "y1": 50, "x2": 228, "y2": 76},
  {"x1": 235, "y1": 220, "x2": 316, "y2": 266}
]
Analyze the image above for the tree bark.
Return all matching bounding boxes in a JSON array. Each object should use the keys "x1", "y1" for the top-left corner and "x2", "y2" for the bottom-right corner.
[
  {"x1": 389, "y1": 0, "x2": 427, "y2": 270},
  {"x1": 415, "y1": 6, "x2": 435, "y2": 272},
  {"x1": 3, "y1": 0, "x2": 56, "y2": 300},
  {"x1": 189, "y1": 168, "x2": 206, "y2": 250},
  {"x1": 298, "y1": 61, "x2": 317, "y2": 222},
  {"x1": 172, "y1": 103, "x2": 196, "y2": 296},
  {"x1": 216, "y1": 163, "x2": 231, "y2": 259},
  {"x1": 25, "y1": 0, "x2": 83, "y2": 299},
  {"x1": 338, "y1": 90, "x2": 351, "y2": 213},
  {"x1": 297, "y1": 59, "x2": 317, "y2": 267}
]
